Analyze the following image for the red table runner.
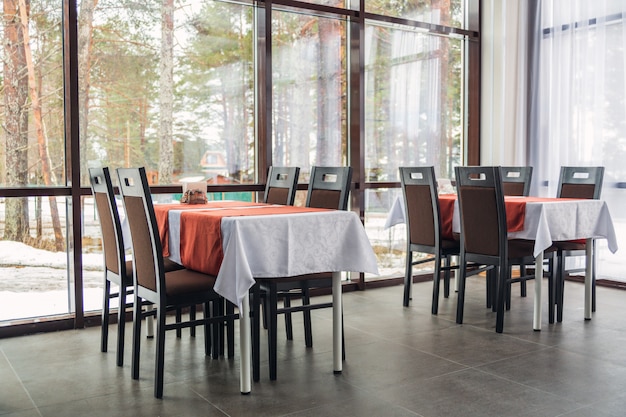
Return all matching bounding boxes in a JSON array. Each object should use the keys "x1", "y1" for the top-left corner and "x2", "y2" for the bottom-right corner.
[
  {"x1": 438, "y1": 195, "x2": 560, "y2": 240},
  {"x1": 154, "y1": 203, "x2": 329, "y2": 275},
  {"x1": 154, "y1": 202, "x2": 266, "y2": 256}
]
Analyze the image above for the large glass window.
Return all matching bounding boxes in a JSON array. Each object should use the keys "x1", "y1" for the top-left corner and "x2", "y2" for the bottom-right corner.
[
  {"x1": 365, "y1": 0, "x2": 465, "y2": 29},
  {"x1": 363, "y1": 23, "x2": 464, "y2": 278},
  {"x1": 0, "y1": 0, "x2": 474, "y2": 330},
  {"x1": 271, "y1": 10, "x2": 347, "y2": 186},
  {"x1": 82, "y1": 1, "x2": 255, "y2": 187}
]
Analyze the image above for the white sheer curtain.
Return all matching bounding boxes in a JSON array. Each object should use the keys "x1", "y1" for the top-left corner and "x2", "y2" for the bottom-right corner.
[
  {"x1": 481, "y1": 0, "x2": 531, "y2": 165},
  {"x1": 529, "y1": 0, "x2": 626, "y2": 280}
]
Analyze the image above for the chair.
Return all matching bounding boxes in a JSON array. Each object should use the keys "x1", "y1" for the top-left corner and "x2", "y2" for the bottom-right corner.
[
  {"x1": 89, "y1": 167, "x2": 184, "y2": 367},
  {"x1": 500, "y1": 166, "x2": 533, "y2": 298},
  {"x1": 256, "y1": 166, "x2": 352, "y2": 380},
  {"x1": 454, "y1": 166, "x2": 554, "y2": 333},
  {"x1": 117, "y1": 167, "x2": 237, "y2": 398},
  {"x1": 500, "y1": 166, "x2": 533, "y2": 197},
  {"x1": 554, "y1": 166, "x2": 604, "y2": 321},
  {"x1": 263, "y1": 166, "x2": 300, "y2": 205},
  {"x1": 399, "y1": 166, "x2": 460, "y2": 314}
]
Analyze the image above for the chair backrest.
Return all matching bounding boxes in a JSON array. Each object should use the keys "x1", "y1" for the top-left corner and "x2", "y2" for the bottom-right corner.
[
  {"x1": 556, "y1": 166, "x2": 604, "y2": 199},
  {"x1": 455, "y1": 166, "x2": 506, "y2": 257},
  {"x1": 500, "y1": 166, "x2": 533, "y2": 197},
  {"x1": 305, "y1": 166, "x2": 352, "y2": 210},
  {"x1": 399, "y1": 166, "x2": 441, "y2": 247},
  {"x1": 117, "y1": 167, "x2": 164, "y2": 297},
  {"x1": 263, "y1": 166, "x2": 300, "y2": 205},
  {"x1": 89, "y1": 167, "x2": 126, "y2": 278}
]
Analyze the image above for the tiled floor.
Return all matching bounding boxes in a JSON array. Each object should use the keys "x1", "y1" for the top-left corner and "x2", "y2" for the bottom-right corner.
[{"x1": 2, "y1": 278, "x2": 626, "y2": 417}]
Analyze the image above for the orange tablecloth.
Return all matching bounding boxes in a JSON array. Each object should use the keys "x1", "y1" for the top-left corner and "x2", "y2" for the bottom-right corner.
[
  {"x1": 154, "y1": 203, "x2": 329, "y2": 275},
  {"x1": 438, "y1": 195, "x2": 560, "y2": 240}
]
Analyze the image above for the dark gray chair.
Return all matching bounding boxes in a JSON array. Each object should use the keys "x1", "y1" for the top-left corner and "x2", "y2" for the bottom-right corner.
[
  {"x1": 500, "y1": 166, "x2": 534, "y2": 298},
  {"x1": 117, "y1": 167, "x2": 237, "y2": 398},
  {"x1": 89, "y1": 167, "x2": 184, "y2": 367},
  {"x1": 554, "y1": 166, "x2": 604, "y2": 321},
  {"x1": 399, "y1": 166, "x2": 459, "y2": 313},
  {"x1": 263, "y1": 166, "x2": 300, "y2": 205},
  {"x1": 454, "y1": 166, "x2": 555, "y2": 333},
  {"x1": 256, "y1": 166, "x2": 352, "y2": 380}
]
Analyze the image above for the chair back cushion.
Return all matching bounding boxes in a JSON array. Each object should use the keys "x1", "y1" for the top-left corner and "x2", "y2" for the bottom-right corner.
[
  {"x1": 264, "y1": 166, "x2": 300, "y2": 205},
  {"x1": 455, "y1": 166, "x2": 506, "y2": 257},
  {"x1": 557, "y1": 166, "x2": 604, "y2": 199},
  {"x1": 306, "y1": 166, "x2": 352, "y2": 210},
  {"x1": 89, "y1": 167, "x2": 125, "y2": 277}
]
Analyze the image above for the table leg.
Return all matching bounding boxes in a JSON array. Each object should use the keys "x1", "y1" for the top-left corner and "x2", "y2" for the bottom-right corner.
[
  {"x1": 333, "y1": 271, "x2": 342, "y2": 374},
  {"x1": 239, "y1": 292, "x2": 251, "y2": 394},
  {"x1": 584, "y1": 238, "x2": 593, "y2": 320},
  {"x1": 533, "y1": 252, "x2": 544, "y2": 331}
]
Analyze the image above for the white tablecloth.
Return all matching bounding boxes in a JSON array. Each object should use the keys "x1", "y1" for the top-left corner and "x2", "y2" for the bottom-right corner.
[
  {"x1": 167, "y1": 209, "x2": 379, "y2": 309},
  {"x1": 385, "y1": 196, "x2": 618, "y2": 257}
]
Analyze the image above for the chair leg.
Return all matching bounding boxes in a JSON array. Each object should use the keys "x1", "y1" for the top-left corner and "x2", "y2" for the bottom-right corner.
[
  {"x1": 154, "y1": 305, "x2": 166, "y2": 399},
  {"x1": 116, "y1": 283, "x2": 127, "y2": 367},
  {"x1": 443, "y1": 255, "x2": 451, "y2": 298},
  {"x1": 556, "y1": 252, "x2": 565, "y2": 323},
  {"x1": 456, "y1": 253, "x2": 467, "y2": 324},
  {"x1": 505, "y1": 266, "x2": 512, "y2": 311},
  {"x1": 175, "y1": 308, "x2": 182, "y2": 338},
  {"x1": 403, "y1": 250, "x2": 413, "y2": 307},
  {"x1": 548, "y1": 254, "x2": 555, "y2": 324},
  {"x1": 283, "y1": 295, "x2": 293, "y2": 341},
  {"x1": 431, "y1": 256, "x2": 441, "y2": 315},
  {"x1": 212, "y1": 300, "x2": 221, "y2": 359},
  {"x1": 251, "y1": 285, "x2": 261, "y2": 382},
  {"x1": 101, "y1": 279, "x2": 111, "y2": 354},
  {"x1": 203, "y1": 302, "x2": 211, "y2": 356},
  {"x1": 495, "y1": 265, "x2": 507, "y2": 333},
  {"x1": 520, "y1": 264, "x2": 527, "y2": 297},
  {"x1": 268, "y1": 283, "x2": 278, "y2": 381},
  {"x1": 131, "y1": 294, "x2": 142, "y2": 380},
  {"x1": 226, "y1": 301, "x2": 235, "y2": 358},
  {"x1": 302, "y1": 282, "x2": 313, "y2": 348},
  {"x1": 190, "y1": 305, "x2": 196, "y2": 337}
]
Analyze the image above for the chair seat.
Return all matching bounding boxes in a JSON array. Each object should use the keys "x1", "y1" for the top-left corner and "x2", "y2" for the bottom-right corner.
[
  {"x1": 441, "y1": 239, "x2": 460, "y2": 250},
  {"x1": 165, "y1": 269, "x2": 217, "y2": 297},
  {"x1": 507, "y1": 239, "x2": 536, "y2": 259},
  {"x1": 122, "y1": 259, "x2": 183, "y2": 286},
  {"x1": 553, "y1": 240, "x2": 586, "y2": 251}
]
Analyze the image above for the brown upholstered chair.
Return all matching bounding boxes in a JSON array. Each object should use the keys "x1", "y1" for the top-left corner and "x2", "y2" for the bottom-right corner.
[
  {"x1": 500, "y1": 166, "x2": 534, "y2": 298},
  {"x1": 263, "y1": 166, "x2": 300, "y2": 205},
  {"x1": 399, "y1": 166, "x2": 459, "y2": 314},
  {"x1": 454, "y1": 166, "x2": 555, "y2": 333},
  {"x1": 554, "y1": 166, "x2": 604, "y2": 321},
  {"x1": 256, "y1": 166, "x2": 352, "y2": 380},
  {"x1": 89, "y1": 167, "x2": 183, "y2": 367},
  {"x1": 117, "y1": 167, "x2": 237, "y2": 398}
]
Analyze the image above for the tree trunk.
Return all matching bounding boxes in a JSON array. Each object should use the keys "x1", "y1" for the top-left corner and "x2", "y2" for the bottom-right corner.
[
  {"x1": 78, "y1": 0, "x2": 98, "y2": 184},
  {"x1": 18, "y1": 0, "x2": 64, "y2": 251},
  {"x1": 3, "y1": 0, "x2": 30, "y2": 242},
  {"x1": 158, "y1": 0, "x2": 174, "y2": 184}
]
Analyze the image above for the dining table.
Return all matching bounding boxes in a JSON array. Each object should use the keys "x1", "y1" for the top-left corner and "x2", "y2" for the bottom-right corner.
[
  {"x1": 385, "y1": 193, "x2": 618, "y2": 330},
  {"x1": 153, "y1": 201, "x2": 379, "y2": 394}
]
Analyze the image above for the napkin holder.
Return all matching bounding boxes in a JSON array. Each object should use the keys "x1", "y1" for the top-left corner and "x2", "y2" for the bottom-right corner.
[{"x1": 181, "y1": 181, "x2": 207, "y2": 204}]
